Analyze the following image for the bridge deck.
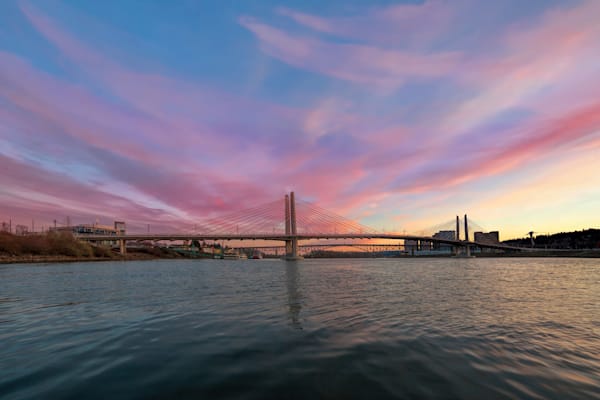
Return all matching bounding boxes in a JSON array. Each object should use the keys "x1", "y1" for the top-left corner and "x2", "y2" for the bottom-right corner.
[{"x1": 77, "y1": 233, "x2": 533, "y2": 252}]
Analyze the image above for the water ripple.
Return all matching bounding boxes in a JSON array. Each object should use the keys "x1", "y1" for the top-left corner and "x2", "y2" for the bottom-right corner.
[{"x1": 1, "y1": 258, "x2": 599, "y2": 399}]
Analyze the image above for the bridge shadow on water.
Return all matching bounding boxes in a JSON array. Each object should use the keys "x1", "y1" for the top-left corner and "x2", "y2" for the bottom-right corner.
[{"x1": 285, "y1": 262, "x2": 303, "y2": 330}]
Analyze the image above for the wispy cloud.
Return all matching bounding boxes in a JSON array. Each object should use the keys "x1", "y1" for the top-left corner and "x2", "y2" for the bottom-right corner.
[
  {"x1": 276, "y1": 1, "x2": 455, "y2": 47},
  {"x1": 239, "y1": 16, "x2": 462, "y2": 89},
  {"x1": 1, "y1": 0, "x2": 598, "y2": 235}
]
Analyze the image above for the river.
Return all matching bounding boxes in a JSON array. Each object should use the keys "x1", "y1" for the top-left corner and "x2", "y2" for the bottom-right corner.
[{"x1": 1, "y1": 258, "x2": 599, "y2": 399}]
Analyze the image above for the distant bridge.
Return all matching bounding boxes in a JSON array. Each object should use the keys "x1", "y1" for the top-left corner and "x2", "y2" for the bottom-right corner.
[{"x1": 77, "y1": 192, "x2": 535, "y2": 258}]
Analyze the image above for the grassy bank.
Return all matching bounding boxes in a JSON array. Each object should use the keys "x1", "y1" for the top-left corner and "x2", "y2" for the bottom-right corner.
[
  {"x1": 0, "y1": 231, "x2": 114, "y2": 258},
  {"x1": 0, "y1": 232, "x2": 184, "y2": 264}
]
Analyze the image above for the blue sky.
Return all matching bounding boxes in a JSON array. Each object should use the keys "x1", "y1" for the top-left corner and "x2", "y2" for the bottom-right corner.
[{"x1": 1, "y1": 0, "x2": 599, "y2": 237}]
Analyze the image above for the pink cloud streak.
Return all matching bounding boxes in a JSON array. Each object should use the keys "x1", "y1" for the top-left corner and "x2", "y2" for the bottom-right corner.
[
  {"x1": 2, "y1": 0, "x2": 599, "y2": 233},
  {"x1": 239, "y1": 16, "x2": 461, "y2": 89}
]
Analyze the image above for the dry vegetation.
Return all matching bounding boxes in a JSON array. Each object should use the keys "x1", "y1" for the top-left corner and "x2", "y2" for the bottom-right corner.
[{"x1": 0, "y1": 231, "x2": 115, "y2": 258}]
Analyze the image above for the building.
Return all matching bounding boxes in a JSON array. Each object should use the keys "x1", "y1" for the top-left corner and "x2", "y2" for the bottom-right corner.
[
  {"x1": 432, "y1": 230, "x2": 456, "y2": 251},
  {"x1": 114, "y1": 221, "x2": 126, "y2": 235},
  {"x1": 474, "y1": 231, "x2": 500, "y2": 244},
  {"x1": 404, "y1": 239, "x2": 418, "y2": 253},
  {"x1": 474, "y1": 231, "x2": 500, "y2": 252},
  {"x1": 15, "y1": 225, "x2": 29, "y2": 235},
  {"x1": 50, "y1": 221, "x2": 126, "y2": 236},
  {"x1": 404, "y1": 239, "x2": 433, "y2": 254}
]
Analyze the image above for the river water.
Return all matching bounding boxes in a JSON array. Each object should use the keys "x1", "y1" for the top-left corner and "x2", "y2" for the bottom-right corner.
[{"x1": 1, "y1": 258, "x2": 599, "y2": 399}]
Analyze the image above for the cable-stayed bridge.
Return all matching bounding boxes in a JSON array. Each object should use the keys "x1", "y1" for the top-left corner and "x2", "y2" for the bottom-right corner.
[{"x1": 78, "y1": 192, "x2": 536, "y2": 258}]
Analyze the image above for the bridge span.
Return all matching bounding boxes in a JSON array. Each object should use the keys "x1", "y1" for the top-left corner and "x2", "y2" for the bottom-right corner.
[
  {"x1": 77, "y1": 232, "x2": 532, "y2": 256},
  {"x1": 76, "y1": 192, "x2": 534, "y2": 258}
]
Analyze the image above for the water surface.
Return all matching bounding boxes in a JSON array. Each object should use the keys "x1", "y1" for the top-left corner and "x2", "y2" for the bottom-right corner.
[{"x1": 1, "y1": 258, "x2": 599, "y2": 399}]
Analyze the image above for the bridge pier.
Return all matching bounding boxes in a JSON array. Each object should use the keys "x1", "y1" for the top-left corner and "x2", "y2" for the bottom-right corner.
[
  {"x1": 285, "y1": 192, "x2": 303, "y2": 261},
  {"x1": 464, "y1": 214, "x2": 472, "y2": 257},
  {"x1": 119, "y1": 239, "x2": 127, "y2": 255}
]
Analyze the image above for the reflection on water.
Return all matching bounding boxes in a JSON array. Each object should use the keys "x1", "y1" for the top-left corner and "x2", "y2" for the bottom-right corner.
[
  {"x1": 1, "y1": 258, "x2": 600, "y2": 399},
  {"x1": 285, "y1": 263, "x2": 302, "y2": 329}
]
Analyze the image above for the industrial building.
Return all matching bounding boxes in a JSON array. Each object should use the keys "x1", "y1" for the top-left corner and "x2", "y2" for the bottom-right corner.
[
  {"x1": 51, "y1": 221, "x2": 126, "y2": 236},
  {"x1": 473, "y1": 231, "x2": 500, "y2": 244},
  {"x1": 432, "y1": 230, "x2": 456, "y2": 251}
]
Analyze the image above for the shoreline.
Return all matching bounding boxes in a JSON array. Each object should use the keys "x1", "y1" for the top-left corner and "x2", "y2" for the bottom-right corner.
[
  {"x1": 2, "y1": 251, "x2": 599, "y2": 264},
  {"x1": 0, "y1": 253, "x2": 161, "y2": 265}
]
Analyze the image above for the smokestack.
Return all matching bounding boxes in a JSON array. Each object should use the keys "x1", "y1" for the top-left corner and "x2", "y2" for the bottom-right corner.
[{"x1": 464, "y1": 214, "x2": 469, "y2": 242}]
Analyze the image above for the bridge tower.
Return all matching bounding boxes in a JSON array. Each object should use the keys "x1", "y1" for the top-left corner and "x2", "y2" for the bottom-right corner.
[
  {"x1": 464, "y1": 214, "x2": 471, "y2": 257},
  {"x1": 284, "y1": 192, "x2": 303, "y2": 260},
  {"x1": 453, "y1": 214, "x2": 473, "y2": 257},
  {"x1": 455, "y1": 215, "x2": 460, "y2": 255},
  {"x1": 285, "y1": 194, "x2": 292, "y2": 256}
]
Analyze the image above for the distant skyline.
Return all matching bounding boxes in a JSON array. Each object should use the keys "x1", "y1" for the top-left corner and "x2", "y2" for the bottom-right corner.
[{"x1": 1, "y1": 0, "x2": 599, "y2": 238}]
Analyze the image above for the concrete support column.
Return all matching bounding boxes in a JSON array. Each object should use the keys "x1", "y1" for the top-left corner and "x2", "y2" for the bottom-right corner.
[{"x1": 119, "y1": 239, "x2": 127, "y2": 255}]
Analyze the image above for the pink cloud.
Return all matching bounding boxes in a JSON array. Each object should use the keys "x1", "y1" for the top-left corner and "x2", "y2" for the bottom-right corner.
[
  {"x1": 0, "y1": 51, "x2": 295, "y2": 219},
  {"x1": 4, "y1": 0, "x2": 599, "y2": 234},
  {"x1": 16, "y1": 2, "x2": 457, "y2": 209},
  {"x1": 8, "y1": 5, "x2": 341, "y2": 216},
  {"x1": 0, "y1": 52, "x2": 162, "y2": 164},
  {"x1": 437, "y1": 0, "x2": 600, "y2": 134},
  {"x1": 239, "y1": 16, "x2": 462, "y2": 89},
  {"x1": 17, "y1": 2, "x2": 309, "y2": 151},
  {"x1": 0, "y1": 154, "x2": 184, "y2": 229},
  {"x1": 277, "y1": 0, "x2": 455, "y2": 47},
  {"x1": 390, "y1": 101, "x2": 600, "y2": 193}
]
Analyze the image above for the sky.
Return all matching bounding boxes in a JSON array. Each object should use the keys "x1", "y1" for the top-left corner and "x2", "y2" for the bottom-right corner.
[{"x1": 1, "y1": 0, "x2": 599, "y2": 239}]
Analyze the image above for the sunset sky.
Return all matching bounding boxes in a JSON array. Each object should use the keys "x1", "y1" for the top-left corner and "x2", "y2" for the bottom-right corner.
[{"x1": 1, "y1": 0, "x2": 599, "y2": 239}]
